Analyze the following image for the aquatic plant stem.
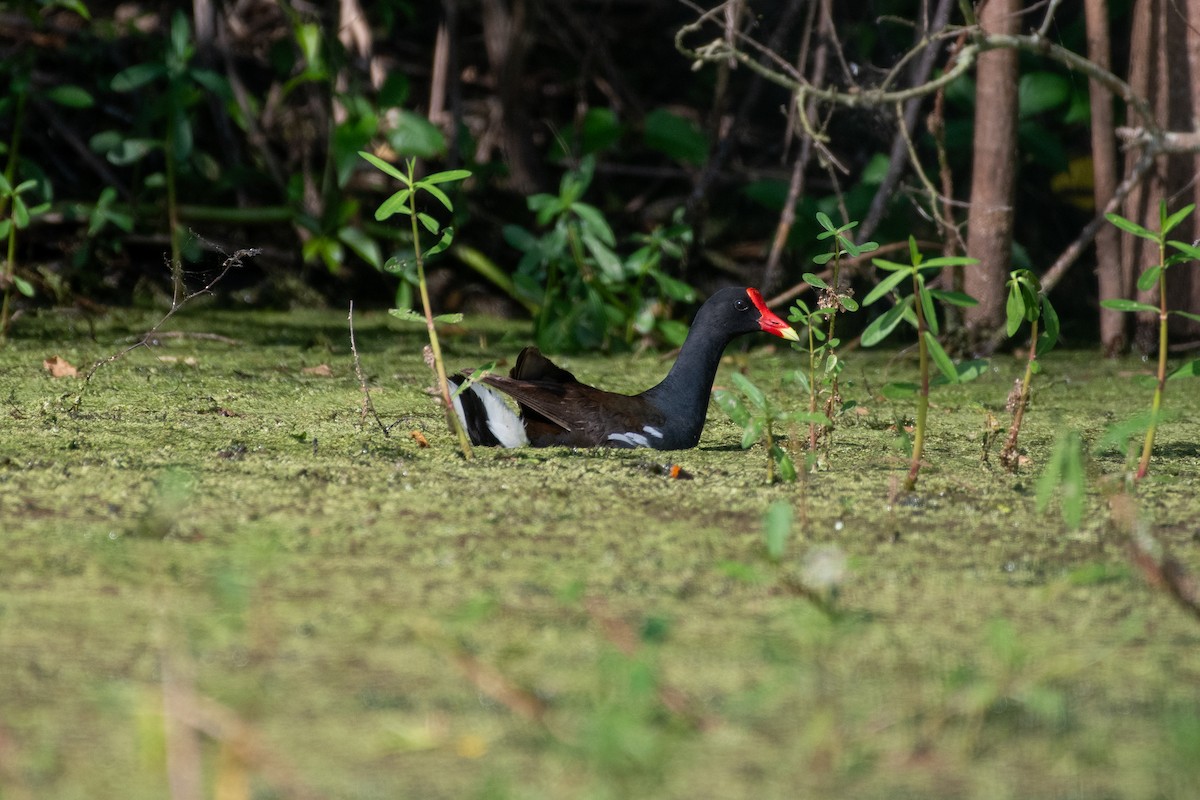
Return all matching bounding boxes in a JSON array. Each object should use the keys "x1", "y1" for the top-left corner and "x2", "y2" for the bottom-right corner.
[
  {"x1": 408, "y1": 197, "x2": 474, "y2": 461},
  {"x1": 1000, "y1": 318, "x2": 1038, "y2": 471},
  {"x1": 1137, "y1": 253, "x2": 1168, "y2": 480},
  {"x1": 0, "y1": 89, "x2": 26, "y2": 344},
  {"x1": 908, "y1": 270, "x2": 930, "y2": 491}
]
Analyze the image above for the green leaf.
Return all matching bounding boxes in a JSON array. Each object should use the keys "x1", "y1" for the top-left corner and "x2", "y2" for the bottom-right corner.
[
  {"x1": 0, "y1": 220, "x2": 10, "y2": 238},
  {"x1": 1100, "y1": 298, "x2": 1158, "y2": 314},
  {"x1": 1036, "y1": 430, "x2": 1085, "y2": 530},
  {"x1": 861, "y1": 298, "x2": 911, "y2": 346},
  {"x1": 803, "y1": 272, "x2": 829, "y2": 290},
  {"x1": 713, "y1": 388, "x2": 750, "y2": 427},
  {"x1": 417, "y1": 212, "x2": 440, "y2": 234},
  {"x1": 741, "y1": 417, "x2": 765, "y2": 449},
  {"x1": 44, "y1": 84, "x2": 94, "y2": 108},
  {"x1": 881, "y1": 382, "x2": 919, "y2": 399},
  {"x1": 1006, "y1": 284, "x2": 1025, "y2": 336},
  {"x1": 815, "y1": 211, "x2": 835, "y2": 232},
  {"x1": 862, "y1": 268, "x2": 910, "y2": 306},
  {"x1": 420, "y1": 183, "x2": 454, "y2": 212},
  {"x1": 1105, "y1": 212, "x2": 1159, "y2": 242},
  {"x1": 643, "y1": 108, "x2": 709, "y2": 165},
  {"x1": 1167, "y1": 239, "x2": 1200, "y2": 260},
  {"x1": 432, "y1": 313, "x2": 464, "y2": 324},
  {"x1": 582, "y1": 232, "x2": 623, "y2": 280},
  {"x1": 652, "y1": 272, "x2": 696, "y2": 302},
  {"x1": 13, "y1": 275, "x2": 34, "y2": 297},
  {"x1": 571, "y1": 202, "x2": 616, "y2": 247},
  {"x1": 422, "y1": 169, "x2": 472, "y2": 186},
  {"x1": 927, "y1": 289, "x2": 979, "y2": 307},
  {"x1": 841, "y1": 296, "x2": 859, "y2": 312},
  {"x1": 764, "y1": 501, "x2": 793, "y2": 559},
  {"x1": 107, "y1": 138, "x2": 159, "y2": 166},
  {"x1": 772, "y1": 446, "x2": 797, "y2": 483},
  {"x1": 374, "y1": 188, "x2": 412, "y2": 221},
  {"x1": 111, "y1": 63, "x2": 166, "y2": 91},
  {"x1": 871, "y1": 257, "x2": 910, "y2": 273},
  {"x1": 337, "y1": 227, "x2": 382, "y2": 269},
  {"x1": 1136, "y1": 264, "x2": 1163, "y2": 292},
  {"x1": 919, "y1": 280, "x2": 938, "y2": 335},
  {"x1": 730, "y1": 372, "x2": 767, "y2": 409},
  {"x1": 1018, "y1": 71, "x2": 1070, "y2": 117},
  {"x1": 425, "y1": 227, "x2": 455, "y2": 258},
  {"x1": 1161, "y1": 204, "x2": 1195, "y2": 236},
  {"x1": 812, "y1": 252, "x2": 835, "y2": 265},
  {"x1": 1038, "y1": 296, "x2": 1060, "y2": 353},
  {"x1": 388, "y1": 307, "x2": 426, "y2": 324},
  {"x1": 924, "y1": 332, "x2": 959, "y2": 383},
  {"x1": 1172, "y1": 310, "x2": 1200, "y2": 324},
  {"x1": 1168, "y1": 359, "x2": 1200, "y2": 381},
  {"x1": 358, "y1": 151, "x2": 410, "y2": 183},
  {"x1": 920, "y1": 256, "x2": 979, "y2": 269},
  {"x1": 386, "y1": 110, "x2": 446, "y2": 158}
]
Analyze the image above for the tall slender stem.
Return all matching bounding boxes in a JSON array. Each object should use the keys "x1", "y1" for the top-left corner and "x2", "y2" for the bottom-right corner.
[
  {"x1": 1136, "y1": 240, "x2": 1169, "y2": 480},
  {"x1": 0, "y1": 88, "x2": 26, "y2": 343},
  {"x1": 406, "y1": 162, "x2": 473, "y2": 460},
  {"x1": 1000, "y1": 317, "x2": 1038, "y2": 470},
  {"x1": 907, "y1": 269, "x2": 930, "y2": 490}
]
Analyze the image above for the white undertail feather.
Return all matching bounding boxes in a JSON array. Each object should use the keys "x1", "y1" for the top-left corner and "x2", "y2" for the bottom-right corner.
[{"x1": 451, "y1": 382, "x2": 529, "y2": 448}]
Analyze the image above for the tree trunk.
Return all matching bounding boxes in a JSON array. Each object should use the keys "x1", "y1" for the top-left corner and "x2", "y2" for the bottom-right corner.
[
  {"x1": 963, "y1": 0, "x2": 1020, "y2": 343},
  {"x1": 1085, "y1": 0, "x2": 1126, "y2": 355}
]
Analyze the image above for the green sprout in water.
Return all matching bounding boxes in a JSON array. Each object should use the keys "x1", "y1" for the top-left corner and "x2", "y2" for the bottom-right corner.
[
  {"x1": 861, "y1": 236, "x2": 983, "y2": 490},
  {"x1": 359, "y1": 152, "x2": 474, "y2": 459},
  {"x1": 786, "y1": 212, "x2": 874, "y2": 461},
  {"x1": 1101, "y1": 201, "x2": 1200, "y2": 481},
  {"x1": 713, "y1": 372, "x2": 823, "y2": 484},
  {"x1": 999, "y1": 269, "x2": 1060, "y2": 472}
]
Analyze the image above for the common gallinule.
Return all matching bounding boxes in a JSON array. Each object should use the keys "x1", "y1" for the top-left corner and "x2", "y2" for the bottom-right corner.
[{"x1": 449, "y1": 286, "x2": 799, "y2": 449}]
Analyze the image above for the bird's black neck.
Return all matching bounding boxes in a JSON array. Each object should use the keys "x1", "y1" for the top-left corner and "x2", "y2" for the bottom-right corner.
[{"x1": 640, "y1": 319, "x2": 738, "y2": 448}]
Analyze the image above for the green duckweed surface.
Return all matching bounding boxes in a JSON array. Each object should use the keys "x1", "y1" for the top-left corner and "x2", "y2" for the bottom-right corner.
[{"x1": 2, "y1": 308, "x2": 1199, "y2": 799}]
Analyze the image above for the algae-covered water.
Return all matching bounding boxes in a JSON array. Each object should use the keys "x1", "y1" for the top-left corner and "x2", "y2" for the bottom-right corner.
[{"x1": 1, "y1": 308, "x2": 1198, "y2": 799}]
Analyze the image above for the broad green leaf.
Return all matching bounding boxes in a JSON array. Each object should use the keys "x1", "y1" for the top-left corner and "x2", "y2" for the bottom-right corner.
[
  {"x1": 1136, "y1": 264, "x2": 1163, "y2": 292},
  {"x1": 571, "y1": 202, "x2": 615, "y2": 246},
  {"x1": 45, "y1": 84, "x2": 94, "y2": 108},
  {"x1": 111, "y1": 63, "x2": 166, "y2": 91},
  {"x1": 712, "y1": 388, "x2": 750, "y2": 427},
  {"x1": 432, "y1": 313, "x2": 464, "y2": 324},
  {"x1": 953, "y1": 359, "x2": 990, "y2": 382},
  {"x1": 337, "y1": 227, "x2": 382, "y2": 269},
  {"x1": 862, "y1": 268, "x2": 909, "y2": 306},
  {"x1": 815, "y1": 211, "x2": 835, "y2": 232},
  {"x1": 1105, "y1": 212, "x2": 1159, "y2": 241},
  {"x1": 582, "y1": 232, "x2": 623, "y2": 280},
  {"x1": 653, "y1": 272, "x2": 696, "y2": 302},
  {"x1": 643, "y1": 108, "x2": 709, "y2": 165},
  {"x1": 656, "y1": 319, "x2": 690, "y2": 347},
  {"x1": 1167, "y1": 359, "x2": 1200, "y2": 381},
  {"x1": 812, "y1": 252, "x2": 835, "y2": 265},
  {"x1": 0, "y1": 219, "x2": 10, "y2": 238},
  {"x1": 1100, "y1": 298, "x2": 1158, "y2": 314},
  {"x1": 386, "y1": 110, "x2": 446, "y2": 158},
  {"x1": 741, "y1": 417, "x2": 765, "y2": 449},
  {"x1": 358, "y1": 151, "x2": 410, "y2": 183},
  {"x1": 924, "y1": 332, "x2": 959, "y2": 383},
  {"x1": 107, "y1": 138, "x2": 159, "y2": 166},
  {"x1": 927, "y1": 289, "x2": 979, "y2": 307},
  {"x1": 12, "y1": 196, "x2": 29, "y2": 228},
  {"x1": 841, "y1": 296, "x2": 859, "y2": 312},
  {"x1": 1018, "y1": 71, "x2": 1070, "y2": 117},
  {"x1": 861, "y1": 298, "x2": 911, "y2": 346},
  {"x1": 803, "y1": 272, "x2": 829, "y2": 290},
  {"x1": 13, "y1": 275, "x2": 34, "y2": 297},
  {"x1": 731, "y1": 372, "x2": 767, "y2": 409}
]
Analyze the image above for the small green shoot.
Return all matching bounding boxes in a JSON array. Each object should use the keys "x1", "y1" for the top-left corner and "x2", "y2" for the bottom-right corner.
[
  {"x1": 1101, "y1": 201, "x2": 1200, "y2": 480},
  {"x1": 713, "y1": 372, "x2": 826, "y2": 483},
  {"x1": 360, "y1": 152, "x2": 474, "y2": 459},
  {"x1": 763, "y1": 501, "x2": 792, "y2": 563},
  {"x1": 1035, "y1": 429, "x2": 1085, "y2": 530},
  {"x1": 861, "y1": 236, "x2": 982, "y2": 490},
  {"x1": 786, "y1": 212, "x2": 874, "y2": 457},
  {"x1": 999, "y1": 269, "x2": 1060, "y2": 471}
]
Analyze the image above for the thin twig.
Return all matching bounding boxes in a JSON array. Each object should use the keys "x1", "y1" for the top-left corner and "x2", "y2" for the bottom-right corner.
[{"x1": 348, "y1": 301, "x2": 394, "y2": 436}]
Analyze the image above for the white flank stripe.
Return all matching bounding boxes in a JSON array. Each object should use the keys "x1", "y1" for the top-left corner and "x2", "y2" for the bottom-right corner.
[
  {"x1": 643, "y1": 426, "x2": 664, "y2": 439},
  {"x1": 608, "y1": 431, "x2": 650, "y2": 448}
]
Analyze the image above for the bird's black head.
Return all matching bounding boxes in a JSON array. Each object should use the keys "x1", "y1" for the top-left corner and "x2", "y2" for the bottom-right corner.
[{"x1": 698, "y1": 286, "x2": 800, "y2": 341}]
